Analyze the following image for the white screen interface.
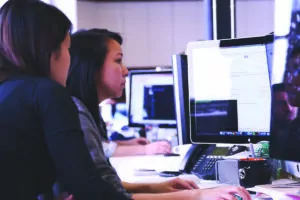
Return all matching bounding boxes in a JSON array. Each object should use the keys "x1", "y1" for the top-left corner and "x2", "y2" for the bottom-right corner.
[
  {"x1": 130, "y1": 73, "x2": 176, "y2": 125},
  {"x1": 190, "y1": 44, "x2": 271, "y2": 136}
]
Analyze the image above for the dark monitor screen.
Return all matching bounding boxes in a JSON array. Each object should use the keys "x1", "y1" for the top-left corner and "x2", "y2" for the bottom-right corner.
[
  {"x1": 128, "y1": 70, "x2": 176, "y2": 127},
  {"x1": 270, "y1": 1, "x2": 300, "y2": 162},
  {"x1": 187, "y1": 35, "x2": 273, "y2": 144}
]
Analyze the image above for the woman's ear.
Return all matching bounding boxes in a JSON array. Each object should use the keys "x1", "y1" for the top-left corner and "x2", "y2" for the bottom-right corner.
[
  {"x1": 51, "y1": 49, "x2": 61, "y2": 61},
  {"x1": 50, "y1": 49, "x2": 62, "y2": 72}
]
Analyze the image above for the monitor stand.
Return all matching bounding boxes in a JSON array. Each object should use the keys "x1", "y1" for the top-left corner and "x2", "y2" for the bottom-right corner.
[
  {"x1": 249, "y1": 143, "x2": 256, "y2": 158},
  {"x1": 138, "y1": 126, "x2": 146, "y2": 138},
  {"x1": 247, "y1": 138, "x2": 256, "y2": 158}
]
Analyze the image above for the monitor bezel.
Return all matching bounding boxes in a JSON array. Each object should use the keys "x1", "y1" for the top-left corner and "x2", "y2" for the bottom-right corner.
[
  {"x1": 128, "y1": 69, "x2": 176, "y2": 128},
  {"x1": 187, "y1": 34, "x2": 273, "y2": 144},
  {"x1": 172, "y1": 54, "x2": 192, "y2": 145}
]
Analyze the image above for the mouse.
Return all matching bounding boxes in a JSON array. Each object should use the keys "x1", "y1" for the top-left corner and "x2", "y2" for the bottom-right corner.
[
  {"x1": 227, "y1": 145, "x2": 249, "y2": 156},
  {"x1": 164, "y1": 153, "x2": 180, "y2": 157}
]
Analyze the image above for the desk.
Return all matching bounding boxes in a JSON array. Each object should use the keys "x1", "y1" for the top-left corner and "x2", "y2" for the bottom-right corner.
[
  {"x1": 110, "y1": 155, "x2": 227, "y2": 189},
  {"x1": 110, "y1": 144, "x2": 192, "y2": 180},
  {"x1": 110, "y1": 155, "x2": 300, "y2": 199}
]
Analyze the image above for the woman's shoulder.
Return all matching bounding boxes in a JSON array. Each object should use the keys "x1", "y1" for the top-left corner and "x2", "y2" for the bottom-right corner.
[
  {"x1": 13, "y1": 76, "x2": 75, "y2": 110},
  {"x1": 30, "y1": 78, "x2": 72, "y2": 101},
  {"x1": 12, "y1": 75, "x2": 66, "y2": 93},
  {"x1": 34, "y1": 77, "x2": 65, "y2": 90},
  {"x1": 4, "y1": 75, "x2": 68, "y2": 99}
]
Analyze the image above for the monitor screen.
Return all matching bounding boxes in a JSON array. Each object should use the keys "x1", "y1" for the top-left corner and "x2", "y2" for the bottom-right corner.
[
  {"x1": 187, "y1": 35, "x2": 273, "y2": 144},
  {"x1": 128, "y1": 70, "x2": 176, "y2": 127},
  {"x1": 270, "y1": 0, "x2": 300, "y2": 162}
]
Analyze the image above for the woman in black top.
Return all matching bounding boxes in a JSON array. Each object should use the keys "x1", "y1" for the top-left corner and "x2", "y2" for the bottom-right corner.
[{"x1": 0, "y1": 1, "x2": 131, "y2": 199}]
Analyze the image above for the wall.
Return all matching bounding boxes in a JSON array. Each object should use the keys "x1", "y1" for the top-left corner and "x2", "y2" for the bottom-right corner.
[
  {"x1": 77, "y1": 0, "x2": 275, "y2": 67},
  {"x1": 236, "y1": 0, "x2": 274, "y2": 38},
  {"x1": 77, "y1": 1, "x2": 204, "y2": 67}
]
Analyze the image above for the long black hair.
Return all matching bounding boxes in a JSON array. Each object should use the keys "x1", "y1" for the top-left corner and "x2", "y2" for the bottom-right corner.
[
  {"x1": 0, "y1": 0, "x2": 72, "y2": 81},
  {"x1": 67, "y1": 29, "x2": 122, "y2": 138}
]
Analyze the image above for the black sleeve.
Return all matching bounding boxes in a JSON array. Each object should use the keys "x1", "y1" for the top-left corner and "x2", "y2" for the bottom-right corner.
[{"x1": 34, "y1": 80, "x2": 132, "y2": 200}]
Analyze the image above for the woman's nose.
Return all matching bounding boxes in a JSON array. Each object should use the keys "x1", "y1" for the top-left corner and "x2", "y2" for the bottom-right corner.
[{"x1": 123, "y1": 65, "x2": 128, "y2": 76}]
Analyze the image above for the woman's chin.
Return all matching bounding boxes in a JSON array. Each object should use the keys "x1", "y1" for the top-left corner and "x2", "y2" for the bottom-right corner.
[{"x1": 115, "y1": 92, "x2": 123, "y2": 99}]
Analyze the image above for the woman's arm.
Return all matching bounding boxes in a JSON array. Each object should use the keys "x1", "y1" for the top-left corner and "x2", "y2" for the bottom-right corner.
[
  {"x1": 122, "y1": 182, "x2": 151, "y2": 193},
  {"x1": 73, "y1": 97, "x2": 131, "y2": 198},
  {"x1": 114, "y1": 138, "x2": 149, "y2": 146},
  {"x1": 113, "y1": 144, "x2": 146, "y2": 156},
  {"x1": 111, "y1": 141, "x2": 171, "y2": 157},
  {"x1": 122, "y1": 178, "x2": 198, "y2": 194}
]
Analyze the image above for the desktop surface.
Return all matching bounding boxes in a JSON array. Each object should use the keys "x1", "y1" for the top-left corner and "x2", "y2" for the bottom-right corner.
[
  {"x1": 110, "y1": 154, "x2": 290, "y2": 200},
  {"x1": 110, "y1": 154, "x2": 221, "y2": 186}
]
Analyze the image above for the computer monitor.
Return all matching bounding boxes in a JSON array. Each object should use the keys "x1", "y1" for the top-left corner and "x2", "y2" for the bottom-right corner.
[
  {"x1": 270, "y1": 0, "x2": 300, "y2": 163},
  {"x1": 172, "y1": 54, "x2": 192, "y2": 145},
  {"x1": 187, "y1": 35, "x2": 273, "y2": 144},
  {"x1": 128, "y1": 70, "x2": 176, "y2": 128}
]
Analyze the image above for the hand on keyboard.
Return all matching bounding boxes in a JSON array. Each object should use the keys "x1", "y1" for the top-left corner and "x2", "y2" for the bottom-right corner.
[
  {"x1": 195, "y1": 186, "x2": 251, "y2": 200},
  {"x1": 145, "y1": 141, "x2": 172, "y2": 155}
]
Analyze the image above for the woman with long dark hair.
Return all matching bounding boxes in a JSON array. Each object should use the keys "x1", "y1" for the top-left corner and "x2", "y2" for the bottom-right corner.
[
  {"x1": 68, "y1": 28, "x2": 172, "y2": 158},
  {"x1": 0, "y1": 1, "x2": 131, "y2": 199}
]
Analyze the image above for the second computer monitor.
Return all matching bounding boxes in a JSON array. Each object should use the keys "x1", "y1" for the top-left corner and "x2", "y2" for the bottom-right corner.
[
  {"x1": 172, "y1": 54, "x2": 192, "y2": 145},
  {"x1": 187, "y1": 35, "x2": 273, "y2": 144},
  {"x1": 128, "y1": 70, "x2": 176, "y2": 127}
]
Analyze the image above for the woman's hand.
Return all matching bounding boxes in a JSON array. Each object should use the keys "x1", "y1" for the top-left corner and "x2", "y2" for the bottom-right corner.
[
  {"x1": 195, "y1": 186, "x2": 251, "y2": 200},
  {"x1": 149, "y1": 178, "x2": 199, "y2": 193},
  {"x1": 145, "y1": 141, "x2": 172, "y2": 155}
]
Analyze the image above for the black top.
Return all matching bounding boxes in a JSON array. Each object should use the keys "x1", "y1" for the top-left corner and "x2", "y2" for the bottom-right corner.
[{"x1": 0, "y1": 75, "x2": 132, "y2": 200}]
